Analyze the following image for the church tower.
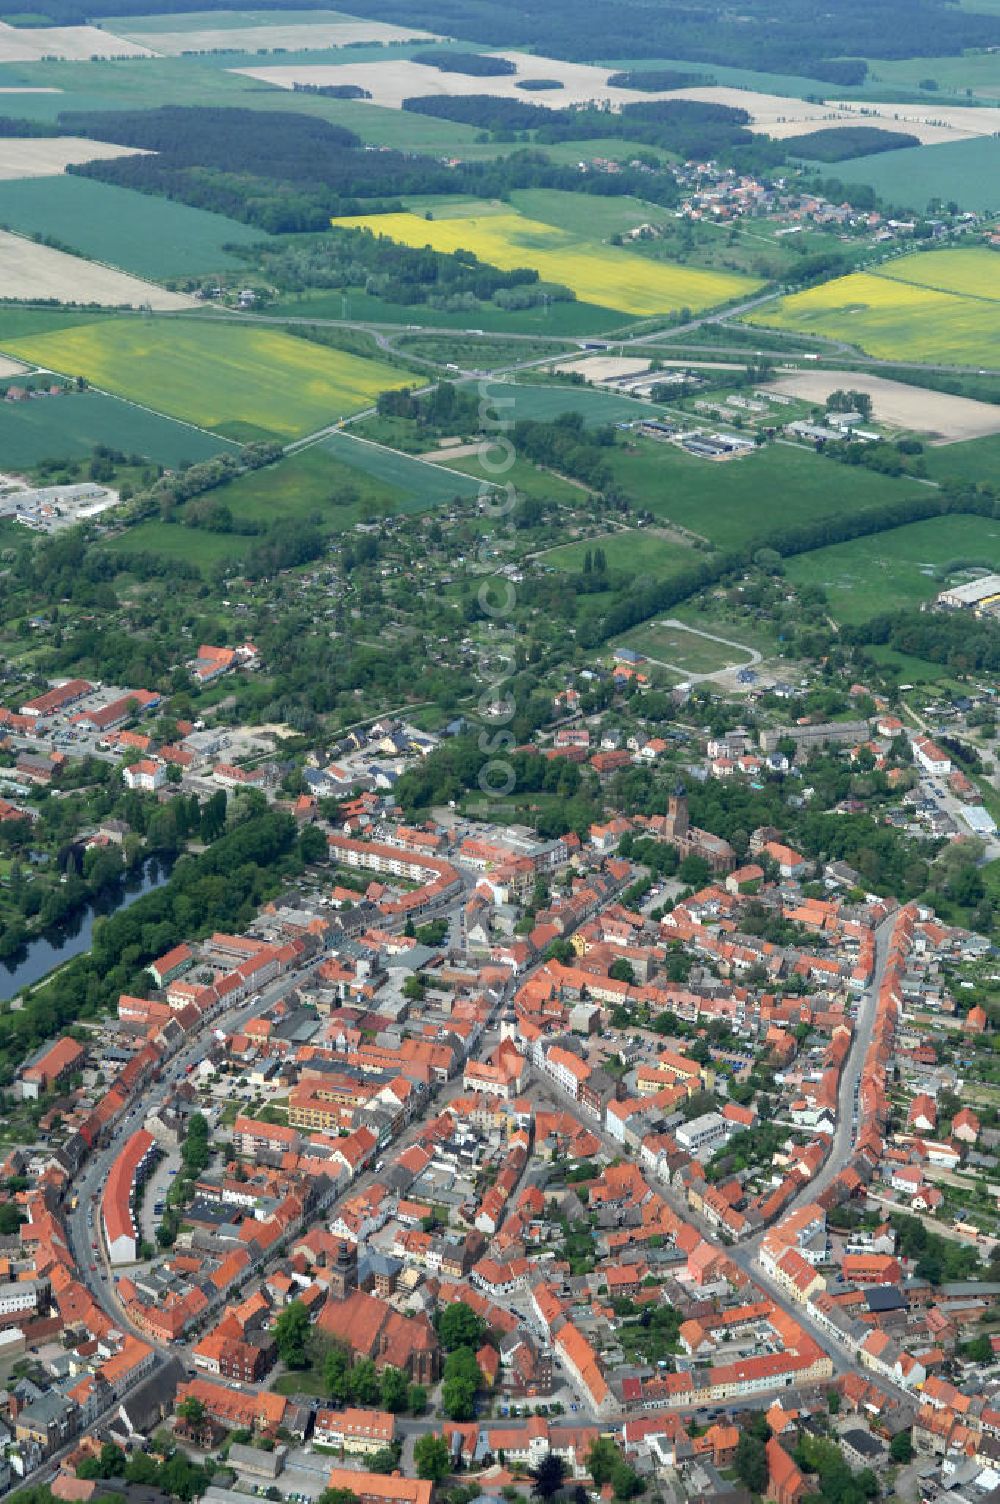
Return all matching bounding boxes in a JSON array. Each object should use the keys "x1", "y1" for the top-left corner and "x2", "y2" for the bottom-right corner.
[{"x1": 667, "y1": 781, "x2": 689, "y2": 841}]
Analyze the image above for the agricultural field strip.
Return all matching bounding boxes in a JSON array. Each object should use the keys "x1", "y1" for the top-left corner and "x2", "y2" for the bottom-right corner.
[
  {"x1": 0, "y1": 390, "x2": 242, "y2": 467},
  {"x1": 0, "y1": 20, "x2": 153, "y2": 60},
  {"x1": 114, "y1": 18, "x2": 442, "y2": 53},
  {"x1": 762, "y1": 370, "x2": 1000, "y2": 443},
  {"x1": 331, "y1": 210, "x2": 758, "y2": 318},
  {"x1": 228, "y1": 58, "x2": 1000, "y2": 143},
  {"x1": 0, "y1": 137, "x2": 152, "y2": 181},
  {"x1": 744, "y1": 250, "x2": 1000, "y2": 367},
  {"x1": 0, "y1": 230, "x2": 195, "y2": 311},
  {"x1": 0, "y1": 319, "x2": 413, "y2": 440}
]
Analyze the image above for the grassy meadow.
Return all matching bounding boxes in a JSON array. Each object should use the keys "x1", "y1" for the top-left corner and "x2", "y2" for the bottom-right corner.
[{"x1": 784, "y1": 514, "x2": 1000, "y2": 624}]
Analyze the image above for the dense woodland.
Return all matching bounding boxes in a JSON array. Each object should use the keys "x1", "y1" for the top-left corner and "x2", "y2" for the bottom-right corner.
[
  {"x1": 245, "y1": 225, "x2": 574, "y2": 312},
  {"x1": 780, "y1": 125, "x2": 921, "y2": 161},
  {"x1": 402, "y1": 94, "x2": 788, "y2": 175},
  {"x1": 64, "y1": 106, "x2": 692, "y2": 229},
  {"x1": 21, "y1": 0, "x2": 997, "y2": 80},
  {"x1": 411, "y1": 48, "x2": 516, "y2": 73}
]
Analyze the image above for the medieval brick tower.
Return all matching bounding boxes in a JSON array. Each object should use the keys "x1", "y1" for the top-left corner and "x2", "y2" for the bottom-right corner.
[{"x1": 665, "y1": 782, "x2": 689, "y2": 843}]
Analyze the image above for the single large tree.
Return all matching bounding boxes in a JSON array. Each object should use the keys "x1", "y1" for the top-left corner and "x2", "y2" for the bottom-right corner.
[
  {"x1": 414, "y1": 1434, "x2": 451, "y2": 1484},
  {"x1": 273, "y1": 1299, "x2": 310, "y2": 1369},
  {"x1": 531, "y1": 1452, "x2": 567, "y2": 1500}
]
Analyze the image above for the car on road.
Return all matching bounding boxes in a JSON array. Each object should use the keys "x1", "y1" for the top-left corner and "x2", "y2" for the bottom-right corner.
[{"x1": 90, "y1": 1263, "x2": 97, "y2": 1272}]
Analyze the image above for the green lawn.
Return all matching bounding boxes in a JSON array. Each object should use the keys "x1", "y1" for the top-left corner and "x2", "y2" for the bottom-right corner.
[
  {"x1": 607, "y1": 439, "x2": 929, "y2": 548},
  {"x1": 0, "y1": 389, "x2": 240, "y2": 468},
  {"x1": 785, "y1": 514, "x2": 1000, "y2": 624}
]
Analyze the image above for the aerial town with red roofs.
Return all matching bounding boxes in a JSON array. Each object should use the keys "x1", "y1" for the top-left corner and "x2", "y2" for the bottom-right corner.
[{"x1": 0, "y1": 689, "x2": 997, "y2": 1504}]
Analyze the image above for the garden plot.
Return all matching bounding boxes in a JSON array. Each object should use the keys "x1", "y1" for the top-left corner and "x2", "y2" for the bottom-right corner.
[
  {"x1": 764, "y1": 369, "x2": 1000, "y2": 444},
  {"x1": 0, "y1": 137, "x2": 148, "y2": 180},
  {"x1": 0, "y1": 231, "x2": 193, "y2": 309}
]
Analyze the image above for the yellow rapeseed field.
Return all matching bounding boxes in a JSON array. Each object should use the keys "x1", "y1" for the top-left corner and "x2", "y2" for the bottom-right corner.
[
  {"x1": 746, "y1": 261, "x2": 1000, "y2": 366},
  {"x1": 2, "y1": 318, "x2": 411, "y2": 439},
  {"x1": 333, "y1": 209, "x2": 758, "y2": 317},
  {"x1": 874, "y1": 247, "x2": 1000, "y2": 301}
]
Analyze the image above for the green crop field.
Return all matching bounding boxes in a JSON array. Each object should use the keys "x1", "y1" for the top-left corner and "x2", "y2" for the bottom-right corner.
[
  {"x1": 106, "y1": 519, "x2": 254, "y2": 565},
  {"x1": 469, "y1": 381, "x2": 669, "y2": 426},
  {"x1": 0, "y1": 177, "x2": 269, "y2": 280},
  {"x1": 616, "y1": 618, "x2": 756, "y2": 675},
  {"x1": 0, "y1": 56, "x2": 503, "y2": 159},
  {"x1": 208, "y1": 444, "x2": 409, "y2": 532},
  {"x1": 320, "y1": 432, "x2": 482, "y2": 506},
  {"x1": 266, "y1": 287, "x2": 623, "y2": 335},
  {"x1": 810, "y1": 135, "x2": 1000, "y2": 215},
  {"x1": 0, "y1": 308, "x2": 111, "y2": 340},
  {"x1": 862, "y1": 52, "x2": 1000, "y2": 101},
  {"x1": 545, "y1": 527, "x2": 694, "y2": 576},
  {"x1": 922, "y1": 433, "x2": 1000, "y2": 485},
  {"x1": 437, "y1": 453, "x2": 588, "y2": 504},
  {"x1": 0, "y1": 319, "x2": 413, "y2": 440},
  {"x1": 784, "y1": 514, "x2": 1000, "y2": 623},
  {"x1": 607, "y1": 439, "x2": 929, "y2": 548},
  {"x1": 0, "y1": 390, "x2": 240, "y2": 468}
]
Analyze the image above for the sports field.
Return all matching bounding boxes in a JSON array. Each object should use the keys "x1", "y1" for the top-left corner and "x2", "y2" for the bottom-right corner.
[
  {"x1": 747, "y1": 251, "x2": 1000, "y2": 365},
  {"x1": 607, "y1": 439, "x2": 928, "y2": 548},
  {"x1": 784, "y1": 514, "x2": 1000, "y2": 624},
  {"x1": 0, "y1": 389, "x2": 240, "y2": 467},
  {"x1": 0, "y1": 319, "x2": 412, "y2": 440},
  {"x1": 331, "y1": 207, "x2": 758, "y2": 317},
  {"x1": 0, "y1": 176, "x2": 268, "y2": 279}
]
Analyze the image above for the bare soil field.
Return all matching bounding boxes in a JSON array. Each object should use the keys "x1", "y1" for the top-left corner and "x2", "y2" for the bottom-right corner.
[
  {"x1": 234, "y1": 50, "x2": 713, "y2": 109},
  {"x1": 555, "y1": 355, "x2": 652, "y2": 380},
  {"x1": 662, "y1": 86, "x2": 1000, "y2": 145},
  {"x1": 0, "y1": 232, "x2": 194, "y2": 310},
  {"x1": 0, "y1": 21, "x2": 152, "y2": 59},
  {"x1": 758, "y1": 115, "x2": 963, "y2": 146},
  {"x1": 0, "y1": 138, "x2": 148, "y2": 181},
  {"x1": 227, "y1": 63, "x2": 1000, "y2": 142},
  {"x1": 764, "y1": 369, "x2": 1000, "y2": 443},
  {"x1": 0, "y1": 356, "x2": 29, "y2": 377},
  {"x1": 128, "y1": 17, "x2": 439, "y2": 54},
  {"x1": 831, "y1": 98, "x2": 1000, "y2": 141}
]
